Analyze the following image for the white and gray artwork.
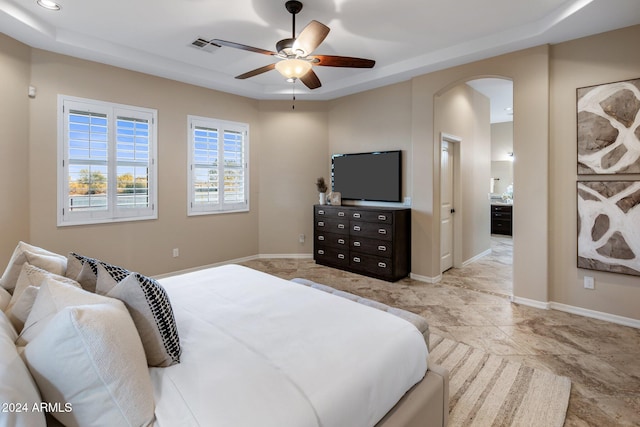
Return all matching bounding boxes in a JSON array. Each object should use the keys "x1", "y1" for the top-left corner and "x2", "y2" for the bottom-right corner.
[
  {"x1": 577, "y1": 181, "x2": 640, "y2": 276},
  {"x1": 577, "y1": 78, "x2": 640, "y2": 174}
]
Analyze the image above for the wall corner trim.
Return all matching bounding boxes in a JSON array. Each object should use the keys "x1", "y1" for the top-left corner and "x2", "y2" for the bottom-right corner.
[{"x1": 410, "y1": 273, "x2": 442, "y2": 284}]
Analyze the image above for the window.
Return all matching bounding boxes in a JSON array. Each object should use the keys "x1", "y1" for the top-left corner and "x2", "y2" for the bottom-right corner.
[
  {"x1": 188, "y1": 116, "x2": 249, "y2": 215},
  {"x1": 58, "y1": 95, "x2": 157, "y2": 226}
]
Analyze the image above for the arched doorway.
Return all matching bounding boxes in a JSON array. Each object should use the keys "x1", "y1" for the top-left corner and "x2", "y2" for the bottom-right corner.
[{"x1": 435, "y1": 77, "x2": 514, "y2": 296}]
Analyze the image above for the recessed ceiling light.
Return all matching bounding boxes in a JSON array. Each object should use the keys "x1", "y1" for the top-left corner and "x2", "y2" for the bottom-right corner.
[{"x1": 37, "y1": 0, "x2": 61, "y2": 11}]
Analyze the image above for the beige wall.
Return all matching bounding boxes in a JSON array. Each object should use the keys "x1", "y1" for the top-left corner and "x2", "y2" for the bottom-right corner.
[
  {"x1": 491, "y1": 122, "x2": 514, "y2": 195},
  {"x1": 328, "y1": 81, "x2": 413, "y2": 201},
  {"x1": 0, "y1": 34, "x2": 30, "y2": 264},
  {"x1": 549, "y1": 25, "x2": 640, "y2": 320},
  {"x1": 27, "y1": 49, "x2": 262, "y2": 276},
  {"x1": 257, "y1": 101, "x2": 329, "y2": 255},
  {"x1": 435, "y1": 84, "x2": 491, "y2": 265},
  {"x1": 491, "y1": 122, "x2": 514, "y2": 161}
]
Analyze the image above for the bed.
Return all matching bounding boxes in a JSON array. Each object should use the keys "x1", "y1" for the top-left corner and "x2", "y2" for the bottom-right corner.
[{"x1": 0, "y1": 242, "x2": 448, "y2": 427}]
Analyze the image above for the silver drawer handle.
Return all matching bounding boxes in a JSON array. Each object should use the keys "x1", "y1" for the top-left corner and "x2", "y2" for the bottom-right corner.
[
  {"x1": 338, "y1": 239, "x2": 345, "y2": 244},
  {"x1": 318, "y1": 236, "x2": 325, "y2": 241},
  {"x1": 338, "y1": 254, "x2": 345, "y2": 260},
  {"x1": 338, "y1": 211, "x2": 345, "y2": 217},
  {"x1": 353, "y1": 241, "x2": 361, "y2": 247},
  {"x1": 318, "y1": 210, "x2": 325, "y2": 215},
  {"x1": 353, "y1": 213, "x2": 361, "y2": 218},
  {"x1": 318, "y1": 221, "x2": 325, "y2": 227},
  {"x1": 378, "y1": 215, "x2": 387, "y2": 221},
  {"x1": 378, "y1": 262, "x2": 387, "y2": 268},
  {"x1": 337, "y1": 224, "x2": 345, "y2": 229},
  {"x1": 378, "y1": 229, "x2": 387, "y2": 235},
  {"x1": 353, "y1": 225, "x2": 361, "y2": 231},
  {"x1": 353, "y1": 257, "x2": 361, "y2": 263},
  {"x1": 318, "y1": 249, "x2": 325, "y2": 255},
  {"x1": 378, "y1": 245, "x2": 387, "y2": 251}
]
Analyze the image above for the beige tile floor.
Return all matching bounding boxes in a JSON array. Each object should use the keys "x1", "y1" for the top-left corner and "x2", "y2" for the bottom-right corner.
[{"x1": 241, "y1": 236, "x2": 640, "y2": 426}]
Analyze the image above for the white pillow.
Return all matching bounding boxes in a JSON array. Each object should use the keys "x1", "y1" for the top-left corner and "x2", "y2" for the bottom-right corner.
[
  {"x1": 22, "y1": 303, "x2": 156, "y2": 427},
  {"x1": 6, "y1": 264, "x2": 82, "y2": 332},
  {"x1": 5, "y1": 285, "x2": 39, "y2": 332},
  {"x1": 12, "y1": 263, "x2": 80, "y2": 304},
  {"x1": 0, "y1": 242, "x2": 67, "y2": 294},
  {"x1": 16, "y1": 277, "x2": 120, "y2": 346},
  {"x1": 0, "y1": 311, "x2": 46, "y2": 427},
  {"x1": 0, "y1": 286, "x2": 10, "y2": 311}
]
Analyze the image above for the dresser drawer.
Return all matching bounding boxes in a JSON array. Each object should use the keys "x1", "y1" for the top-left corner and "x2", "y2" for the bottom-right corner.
[
  {"x1": 350, "y1": 221, "x2": 393, "y2": 241},
  {"x1": 315, "y1": 218, "x2": 349, "y2": 235},
  {"x1": 491, "y1": 205, "x2": 512, "y2": 213},
  {"x1": 315, "y1": 206, "x2": 351, "y2": 220},
  {"x1": 315, "y1": 232, "x2": 349, "y2": 249},
  {"x1": 350, "y1": 236, "x2": 392, "y2": 256},
  {"x1": 350, "y1": 210, "x2": 393, "y2": 224},
  {"x1": 350, "y1": 252, "x2": 393, "y2": 277},
  {"x1": 491, "y1": 220, "x2": 512, "y2": 235},
  {"x1": 314, "y1": 246, "x2": 350, "y2": 267},
  {"x1": 491, "y1": 211, "x2": 511, "y2": 219}
]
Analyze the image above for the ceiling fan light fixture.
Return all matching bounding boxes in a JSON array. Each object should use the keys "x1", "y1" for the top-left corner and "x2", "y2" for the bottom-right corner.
[
  {"x1": 275, "y1": 59, "x2": 312, "y2": 80},
  {"x1": 37, "y1": 0, "x2": 61, "y2": 10}
]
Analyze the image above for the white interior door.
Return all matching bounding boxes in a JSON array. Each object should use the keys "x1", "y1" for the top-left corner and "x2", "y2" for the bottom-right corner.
[{"x1": 440, "y1": 140, "x2": 454, "y2": 272}]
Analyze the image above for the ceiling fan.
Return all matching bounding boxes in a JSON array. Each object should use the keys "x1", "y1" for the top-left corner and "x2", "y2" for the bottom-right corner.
[{"x1": 211, "y1": 0, "x2": 375, "y2": 90}]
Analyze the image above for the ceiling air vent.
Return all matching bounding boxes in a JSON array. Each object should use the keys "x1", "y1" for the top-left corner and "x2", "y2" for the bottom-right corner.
[{"x1": 190, "y1": 37, "x2": 220, "y2": 53}]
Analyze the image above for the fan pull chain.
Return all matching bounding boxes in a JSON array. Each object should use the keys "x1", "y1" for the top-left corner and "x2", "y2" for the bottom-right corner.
[{"x1": 292, "y1": 81, "x2": 296, "y2": 110}]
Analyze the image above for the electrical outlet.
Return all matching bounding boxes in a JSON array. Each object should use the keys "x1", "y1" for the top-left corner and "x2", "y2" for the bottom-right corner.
[
  {"x1": 299, "y1": 234, "x2": 305, "y2": 244},
  {"x1": 584, "y1": 276, "x2": 594, "y2": 290},
  {"x1": 172, "y1": 248, "x2": 179, "y2": 258}
]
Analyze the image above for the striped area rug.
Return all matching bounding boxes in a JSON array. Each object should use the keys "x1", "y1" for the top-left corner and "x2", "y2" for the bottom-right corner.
[{"x1": 429, "y1": 335, "x2": 571, "y2": 427}]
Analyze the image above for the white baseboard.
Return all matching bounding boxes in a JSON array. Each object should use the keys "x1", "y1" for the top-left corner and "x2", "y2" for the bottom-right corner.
[
  {"x1": 462, "y1": 248, "x2": 492, "y2": 267},
  {"x1": 550, "y1": 302, "x2": 640, "y2": 329},
  {"x1": 512, "y1": 296, "x2": 639, "y2": 329},
  {"x1": 510, "y1": 296, "x2": 551, "y2": 310},
  {"x1": 258, "y1": 253, "x2": 313, "y2": 259}
]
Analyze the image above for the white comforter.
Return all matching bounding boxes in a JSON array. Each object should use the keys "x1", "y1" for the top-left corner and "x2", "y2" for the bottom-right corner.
[{"x1": 151, "y1": 265, "x2": 427, "y2": 427}]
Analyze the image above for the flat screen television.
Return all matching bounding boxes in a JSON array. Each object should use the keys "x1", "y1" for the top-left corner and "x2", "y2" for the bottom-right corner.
[{"x1": 331, "y1": 150, "x2": 401, "y2": 202}]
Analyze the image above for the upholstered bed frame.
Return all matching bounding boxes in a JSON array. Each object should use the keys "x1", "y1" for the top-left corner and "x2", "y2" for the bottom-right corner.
[
  {"x1": 1, "y1": 239, "x2": 448, "y2": 427},
  {"x1": 291, "y1": 278, "x2": 449, "y2": 427}
]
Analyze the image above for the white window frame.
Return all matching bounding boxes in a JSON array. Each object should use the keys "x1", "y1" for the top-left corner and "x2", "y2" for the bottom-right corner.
[
  {"x1": 187, "y1": 115, "x2": 249, "y2": 216},
  {"x1": 57, "y1": 95, "x2": 158, "y2": 226}
]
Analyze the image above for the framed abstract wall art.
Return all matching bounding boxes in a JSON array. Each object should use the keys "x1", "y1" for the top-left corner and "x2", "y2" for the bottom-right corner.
[
  {"x1": 577, "y1": 180, "x2": 640, "y2": 276},
  {"x1": 577, "y1": 78, "x2": 640, "y2": 174}
]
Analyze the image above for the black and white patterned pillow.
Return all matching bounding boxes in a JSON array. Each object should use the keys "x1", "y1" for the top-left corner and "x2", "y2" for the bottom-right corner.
[
  {"x1": 106, "y1": 273, "x2": 181, "y2": 367},
  {"x1": 65, "y1": 253, "x2": 99, "y2": 293}
]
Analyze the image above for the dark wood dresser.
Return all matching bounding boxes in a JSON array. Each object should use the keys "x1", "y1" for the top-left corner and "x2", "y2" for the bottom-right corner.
[
  {"x1": 491, "y1": 204, "x2": 512, "y2": 236},
  {"x1": 313, "y1": 205, "x2": 411, "y2": 282}
]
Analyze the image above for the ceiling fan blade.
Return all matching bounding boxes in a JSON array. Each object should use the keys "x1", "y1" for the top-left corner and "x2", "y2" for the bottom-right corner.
[
  {"x1": 292, "y1": 20, "x2": 330, "y2": 56},
  {"x1": 312, "y1": 55, "x2": 375, "y2": 68},
  {"x1": 235, "y1": 63, "x2": 276, "y2": 79},
  {"x1": 212, "y1": 39, "x2": 276, "y2": 56},
  {"x1": 299, "y1": 69, "x2": 321, "y2": 90}
]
